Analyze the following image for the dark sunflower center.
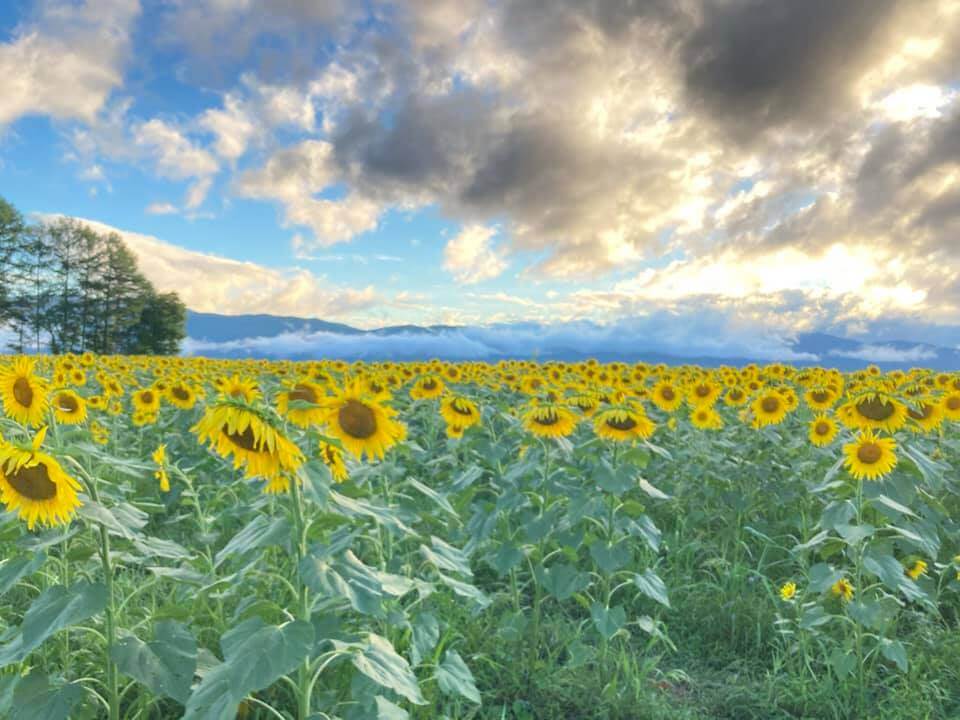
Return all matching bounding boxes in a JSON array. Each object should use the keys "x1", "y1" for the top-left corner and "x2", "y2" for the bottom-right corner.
[
  {"x1": 811, "y1": 391, "x2": 830, "y2": 403},
  {"x1": 422, "y1": 379, "x2": 437, "y2": 391},
  {"x1": 56, "y1": 394, "x2": 79, "y2": 413},
  {"x1": 289, "y1": 384, "x2": 317, "y2": 404},
  {"x1": 814, "y1": 421, "x2": 831, "y2": 436},
  {"x1": 452, "y1": 401, "x2": 474, "y2": 416},
  {"x1": 857, "y1": 443, "x2": 883, "y2": 464},
  {"x1": 13, "y1": 377, "x2": 33, "y2": 407},
  {"x1": 533, "y1": 410, "x2": 559, "y2": 426},
  {"x1": 338, "y1": 400, "x2": 377, "y2": 439},
  {"x1": 908, "y1": 404, "x2": 934, "y2": 420},
  {"x1": 660, "y1": 387, "x2": 675, "y2": 401},
  {"x1": 947, "y1": 396, "x2": 960, "y2": 411},
  {"x1": 370, "y1": 382, "x2": 384, "y2": 394},
  {"x1": 529, "y1": 379, "x2": 542, "y2": 389},
  {"x1": 224, "y1": 425, "x2": 262, "y2": 452},
  {"x1": 6, "y1": 462, "x2": 57, "y2": 501},
  {"x1": 856, "y1": 397, "x2": 895, "y2": 421},
  {"x1": 141, "y1": 391, "x2": 155, "y2": 405},
  {"x1": 761, "y1": 397, "x2": 780, "y2": 413},
  {"x1": 606, "y1": 416, "x2": 637, "y2": 431},
  {"x1": 172, "y1": 387, "x2": 190, "y2": 401},
  {"x1": 730, "y1": 390, "x2": 743, "y2": 401},
  {"x1": 695, "y1": 385, "x2": 710, "y2": 398}
]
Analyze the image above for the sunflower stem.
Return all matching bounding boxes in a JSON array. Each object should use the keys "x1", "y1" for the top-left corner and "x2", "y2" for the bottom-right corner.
[
  {"x1": 88, "y1": 478, "x2": 120, "y2": 720},
  {"x1": 288, "y1": 472, "x2": 312, "y2": 720}
]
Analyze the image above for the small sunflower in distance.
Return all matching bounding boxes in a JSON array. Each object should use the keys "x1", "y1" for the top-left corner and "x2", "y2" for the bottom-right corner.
[
  {"x1": 522, "y1": 402, "x2": 578, "y2": 439},
  {"x1": 132, "y1": 387, "x2": 161, "y2": 415},
  {"x1": 440, "y1": 395, "x2": 481, "y2": 430},
  {"x1": 808, "y1": 414, "x2": 838, "y2": 447},
  {"x1": 192, "y1": 401, "x2": 305, "y2": 483},
  {"x1": 410, "y1": 375, "x2": 445, "y2": 400},
  {"x1": 0, "y1": 427, "x2": 83, "y2": 529},
  {"x1": 650, "y1": 381, "x2": 683, "y2": 412},
  {"x1": 321, "y1": 381, "x2": 406, "y2": 461},
  {"x1": 905, "y1": 559, "x2": 928, "y2": 581},
  {"x1": 0, "y1": 358, "x2": 49, "y2": 427},
  {"x1": 167, "y1": 382, "x2": 199, "y2": 410},
  {"x1": 690, "y1": 406, "x2": 724, "y2": 430},
  {"x1": 594, "y1": 405, "x2": 655, "y2": 442},
  {"x1": 52, "y1": 389, "x2": 87, "y2": 425},
  {"x1": 831, "y1": 577, "x2": 854, "y2": 603},
  {"x1": 751, "y1": 391, "x2": 788, "y2": 428},
  {"x1": 779, "y1": 582, "x2": 797, "y2": 601},
  {"x1": 319, "y1": 441, "x2": 348, "y2": 483},
  {"x1": 843, "y1": 429, "x2": 897, "y2": 481}
]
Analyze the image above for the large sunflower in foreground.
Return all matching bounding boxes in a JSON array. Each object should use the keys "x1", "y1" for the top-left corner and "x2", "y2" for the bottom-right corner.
[
  {"x1": 0, "y1": 428, "x2": 82, "y2": 529},
  {"x1": 843, "y1": 429, "x2": 897, "y2": 481},
  {"x1": 594, "y1": 406, "x2": 655, "y2": 441},
  {"x1": 192, "y1": 401, "x2": 304, "y2": 482},
  {"x1": 0, "y1": 358, "x2": 49, "y2": 427},
  {"x1": 521, "y1": 402, "x2": 578, "y2": 439},
  {"x1": 321, "y1": 382, "x2": 406, "y2": 460}
]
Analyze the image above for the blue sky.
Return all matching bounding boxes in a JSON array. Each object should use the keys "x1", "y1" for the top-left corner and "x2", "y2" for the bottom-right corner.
[{"x1": 2, "y1": 0, "x2": 960, "y2": 355}]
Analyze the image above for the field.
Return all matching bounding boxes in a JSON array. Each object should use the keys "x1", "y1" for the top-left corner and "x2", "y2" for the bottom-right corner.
[{"x1": 0, "y1": 355, "x2": 959, "y2": 719}]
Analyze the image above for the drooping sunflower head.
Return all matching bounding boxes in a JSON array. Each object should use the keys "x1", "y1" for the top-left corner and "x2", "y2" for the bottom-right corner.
[
  {"x1": 276, "y1": 380, "x2": 327, "y2": 428},
  {"x1": 319, "y1": 441, "x2": 348, "y2": 483},
  {"x1": 804, "y1": 386, "x2": 837, "y2": 411},
  {"x1": 521, "y1": 402, "x2": 578, "y2": 439},
  {"x1": 569, "y1": 393, "x2": 600, "y2": 417},
  {"x1": 321, "y1": 381, "x2": 406, "y2": 461},
  {"x1": 843, "y1": 429, "x2": 897, "y2": 481},
  {"x1": 0, "y1": 429, "x2": 83, "y2": 530},
  {"x1": 52, "y1": 389, "x2": 87, "y2": 425},
  {"x1": 440, "y1": 395, "x2": 481, "y2": 429},
  {"x1": 0, "y1": 357, "x2": 49, "y2": 427},
  {"x1": 808, "y1": 414, "x2": 838, "y2": 447},
  {"x1": 594, "y1": 405, "x2": 655, "y2": 442},
  {"x1": 192, "y1": 401, "x2": 305, "y2": 481},
  {"x1": 906, "y1": 398, "x2": 943, "y2": 433},
  {"x1": 841, "y1": 391, "x2": 908, "y2": 433}
]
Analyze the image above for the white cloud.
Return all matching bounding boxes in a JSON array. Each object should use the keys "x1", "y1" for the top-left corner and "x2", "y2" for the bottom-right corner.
[
  {"x1": 828, "y1": 344, "x2": 938, "y2": 363},
  {"x1": 0, "y1": 0, "x2": 140, "y2": 126},
  {"x1": 145, "y1": 202, "x2": 178, "y2": 215},
  {"x1": 42, "y1": 215, "x2": 386, "y2": 321},
  {"x1": 443, "y1": 225, "x2": 508, "y2": 284},
  {"x1": 134, "y1": 119, "x2": 219, "y2": 180}
]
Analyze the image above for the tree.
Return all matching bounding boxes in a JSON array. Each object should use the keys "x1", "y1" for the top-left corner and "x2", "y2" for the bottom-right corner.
[
  {"x1": 0, "y1": 197, "x2": 25, "y2": 327},
  {"x1": 127, "y1": 291, "x2": 187, "y2": 355}
]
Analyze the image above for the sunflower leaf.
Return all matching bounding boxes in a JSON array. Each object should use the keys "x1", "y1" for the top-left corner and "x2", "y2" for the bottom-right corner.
[{"x1": 111, "y1": 621, "x2": 197, "y2": 704}]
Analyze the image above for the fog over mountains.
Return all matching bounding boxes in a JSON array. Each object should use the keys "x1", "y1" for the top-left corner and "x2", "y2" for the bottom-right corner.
[{"x1": 184, "y1": 312, "x2": 960, "y2": 370}]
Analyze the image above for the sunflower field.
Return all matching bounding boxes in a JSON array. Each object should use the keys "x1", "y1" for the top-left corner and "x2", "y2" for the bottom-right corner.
[{"x1": 0, "y1": 354, "x2": 959, "y2": 719}]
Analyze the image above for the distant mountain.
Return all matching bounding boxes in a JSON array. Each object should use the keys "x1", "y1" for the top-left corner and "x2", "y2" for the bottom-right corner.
[{"x1": 182, "y1": 311, "x2": 960, "y2": 369}]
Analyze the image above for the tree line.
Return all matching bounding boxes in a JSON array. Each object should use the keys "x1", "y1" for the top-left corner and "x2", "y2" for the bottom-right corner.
[{"x1": 0, "y1": 196, "x2": 186, "y2": 355}]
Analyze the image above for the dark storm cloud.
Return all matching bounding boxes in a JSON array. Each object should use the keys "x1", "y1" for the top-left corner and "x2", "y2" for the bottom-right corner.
[{"x1": 683, "y1": 0, "x2": 901, "y2": 138}]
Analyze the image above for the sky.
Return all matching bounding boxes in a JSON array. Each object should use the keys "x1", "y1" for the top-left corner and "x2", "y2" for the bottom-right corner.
[{"x1": 1, "y1": 0, "x2": 960, "y2": 352}]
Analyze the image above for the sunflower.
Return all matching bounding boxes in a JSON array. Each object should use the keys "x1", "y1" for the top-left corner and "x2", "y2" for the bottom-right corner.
[
  {"x1": 319, "y1": 441, "x2": 348, "y2": 483},
  {"x1": 907, "y1": 399, "x2": 943, "y2": 433},
  {"x1": 804, "y1": 387, "x2": 837, "y2": 411},
  {"x1": 321, "y1": 382, "x2": 406, "y2": 460},
  {"x1": 569, "y1": 393, "x2": 600, "y2": 417},
  {"x1": 522, "y1": 403, "x2": 578, "y2": 439},
  {"x1": 445, "y1": 423, "x2": 466, "y2": 439},
  {"x1": 132, "y1": 388, "x2": 161, "y2": 415},
  {"x1": 843, "y1": 430, "x2": 897, "y2": 481},
  {"x1": 687, "y1": 380, "x2": 721, "y2": 408},
  {"x1": 440, "y1": 395, "x2": 481, "y2": 429},
  {"x1": 723, "y1": 387, "x2": 748, "y2": 407},
  {"x1": 831, "y1": 577, "x2": 854, "y2": 603},
  {"x1": 276, "y1": 380, "x2": 327, "y2": 428},
  {"x1": 218, "y1": 374, "x2": 261, "y2": 403},
  {"x1": 0, "y1": 428, "x2": 83, "y2": 529},
  {"x1": 192, "y1": 402, "x2": 305, "y2": 482},
  {"x1": 650, "y1": 381, "x2": 683, "y2": 412},
  {"x1": 594, "y1": 406, "x2": 655, "y2": 441},
  {"x1": 905, "y1": 559, "x2": 927, "y2": 580},
  {"x1": 89, "y1": 421, "x2": 109, "y2": 445},
  {"x1": 941, "y1": 392, "x2": 960, "y2": 421},
  {"x1": 167, "y1": 382, "x2": 199, "y2": 410},
  {"x1": 690, "y1": 406, "x2": 724, "y2": 430},
  {"x1": 751, "y1": 391, "x2": 788, "y2": 428},
  {"x1": 779, "y1": 582, "x2": 797, "y2": 601},
  {"x1": 841, "y1": 391, "x2": 908, "y2": 433},
  {"x1": 808, "y1": 414, "x2": 838, "y2": 447},
  {"x1": 52, "y1": 389, "x2": 87, "y2": 425},
  {"x1": 152, "y1": 444, "x2": 171, "y2": 492},
  {"x1": 0, "y1": 358, "x2": 49, "y2": 427},
  {"x1": 410, "y1": 375, "x2": 445, "y2": 400}
]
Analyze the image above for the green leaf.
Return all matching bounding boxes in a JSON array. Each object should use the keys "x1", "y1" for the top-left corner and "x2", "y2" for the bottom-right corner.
[
  {"x1": 863, "y1": 553, "x2": 927, "y2": 603},
  {"x1": 406, "y1": 478, "x2": 457, "y2": 518},
  {"x1": 625, "y1": 515, "x2": 661, "y2": 552},
  {"x1": 410, "y1": 612, "x2": 439, "y2": 667},
  {"x1": 0, "y1": 581, "x2": 107, "y2": 668},
  {"x1": 799, "y1": 606, "x2": 832, "y2": 630},
  {"x1": 590, "y1": 603, "x2": 626, "y2": 640},
  {"x1": 111, "y1": 620, "x2": 197, "y2": 704},
  {"x1": 871, "y1": 494, "x2": 916, "y2": 518},
  {"x1": 880, "y1": 638, "x2": 908, "y2": 672},
  {"x1": 0, "y1": 553, "x2": 46, "y2": 597},
  {"x1": 589, "y1": 540, "x2": 631, "y2": 574},
  {"x1": 184, "y1": 618, "x2": 314, "y2": 720},
  {"x1": 437, "y1": 649, "x2": 481, "y2": 704},
  {"x1": 835, "y1": 523, "x2": 875, "y2": 546},
  {"x1": 807, "y1": 564, "x2": 844, "y2": 593},
  {"x1": 819, "y1": 501, "x2": 855, "y2": 531},
  {"x1": 437, "y1": 573, "x2": 491, "y2": 609},
  {"x1": 535, "y1": 563, "x2": 590, "y2": 601},
  {"x1": 489, "y1": 542, "x2": 523, "y2": 577},
  {"x1": 375, "y1": 695, "x2": 410, "y2": 720},
  {"x1": 420, "y1": 537, "x2": 472, "y2": 577},
  {"x1": 77, "y1": 500, "x2": 148, "y2": 539},
  {"x1": 301, "y1": 550, "x2": 385, "y2": 616},
  {"x1": 214, "y1": 515, "x2": 289, "y2": 568},
  {"x1": 633, "y1": 569, "x2": 670, "y2": 608},
  {"x1": 637, "y1": 477, "x2": 670, "y2": 500},
  {"x1": 350, "y1": 633, "x2": 426, "y2": 705},
  {"x1": 8, "y1": 671, "x2": 83, "y2": 720}
]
